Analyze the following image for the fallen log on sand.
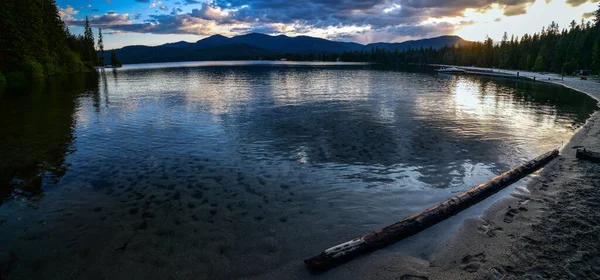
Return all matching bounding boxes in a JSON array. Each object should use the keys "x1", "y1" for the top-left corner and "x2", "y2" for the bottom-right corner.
[
  {"x1": 576, "y1": 148, "x2": 600, "y2": 163},
  {"x1": 304, "y1": 149, "x2": 559, "y2": 272}
]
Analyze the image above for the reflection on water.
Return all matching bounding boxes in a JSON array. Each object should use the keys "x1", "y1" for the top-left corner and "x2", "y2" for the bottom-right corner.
[
  {"x1": 0, "y1": 63, "x2": 597, "y2": 279},
  {"x1": 0, "y1": 73, "x2": 99, "y2": 202}
]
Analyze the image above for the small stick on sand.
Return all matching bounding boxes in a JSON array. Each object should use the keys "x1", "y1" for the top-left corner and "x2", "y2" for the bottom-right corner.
[
  {"x1": 576, "y1": 148, "x2": 600, "y2": 163},
  {"x1": 304, "y1": 149, "x2": 559, "y2": 272}
]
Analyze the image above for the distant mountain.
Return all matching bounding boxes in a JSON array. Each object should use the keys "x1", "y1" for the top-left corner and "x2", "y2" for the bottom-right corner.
[
  {"x1": 365, "y1": 35, "x2": 470, "y2": 51},
  {"x1": 106, "y1": 33, "x2": 471, "y2": 65}
]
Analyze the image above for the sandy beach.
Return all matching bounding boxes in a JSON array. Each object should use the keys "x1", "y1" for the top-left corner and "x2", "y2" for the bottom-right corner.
[
  {"x1": 320, "y1": 73, "x2": 600, "y2": 279},
  {"x1": 428, "y1": 75, "x2": 600, "y2": 279}
]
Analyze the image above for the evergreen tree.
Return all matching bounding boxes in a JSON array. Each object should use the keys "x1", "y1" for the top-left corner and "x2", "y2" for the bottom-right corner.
[
  {"x1": 595, "y1": 3, "x2": 600, "y2": 26},
  {"x1": 111, "y1": 51, "x2": 122, "y2": 67},
  {"x1": 83, "y1": 16, "x2": 97, "y2": 66},
  {"x1": 0, "y1": 0, "x2": 107, "y2": 85},
  {"x1": 593, "y1": 38, "x2": 600, "y2": 74},
  {"x1": 98, "y1": 28, "x2": 105, "y2": 67}
]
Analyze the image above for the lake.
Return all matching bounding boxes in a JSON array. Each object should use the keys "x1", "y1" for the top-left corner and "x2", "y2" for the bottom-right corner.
[{"x1": 0, "y1": 61, "x2": 597, "y2": 279}]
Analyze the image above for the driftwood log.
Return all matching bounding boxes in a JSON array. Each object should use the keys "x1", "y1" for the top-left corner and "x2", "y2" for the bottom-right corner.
[
  {"x1": 304, "y1": 149, "x2": 560, "y2": 272},
  {"x1": 576, "y1": 148, "x2": 600, "y2": 163}
]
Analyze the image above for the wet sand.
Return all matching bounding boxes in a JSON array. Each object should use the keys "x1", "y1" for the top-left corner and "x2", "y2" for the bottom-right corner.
[{"x1": 322, "y1": 75, "x2": 600, "y2": 279}]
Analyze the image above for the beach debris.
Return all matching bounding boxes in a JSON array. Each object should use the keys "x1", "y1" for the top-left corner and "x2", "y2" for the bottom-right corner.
[
  {"x1": 576, "y1": 148, "x2": 600, "y2": 163},
  {"x1": 304, "y1": 149, "x2": 559, "y2": 272}
]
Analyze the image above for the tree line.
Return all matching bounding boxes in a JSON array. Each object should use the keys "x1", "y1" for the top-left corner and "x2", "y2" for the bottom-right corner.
[
  {"x1": 340, "y1": 5, "x2": 600, "y2": 75},
  {"x1": 0, "y1": 0, "x2": 121, "y2": 87}
]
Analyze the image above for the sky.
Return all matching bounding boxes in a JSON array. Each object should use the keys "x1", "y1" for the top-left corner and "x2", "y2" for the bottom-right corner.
[{"x1": 56, "y1": 0, "x2": 600, "y2": 50}]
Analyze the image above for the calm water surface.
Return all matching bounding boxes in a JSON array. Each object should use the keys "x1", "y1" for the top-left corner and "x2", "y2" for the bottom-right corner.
[{"x1": 0, "y1": 62, "x2": 597, "y2": 279}]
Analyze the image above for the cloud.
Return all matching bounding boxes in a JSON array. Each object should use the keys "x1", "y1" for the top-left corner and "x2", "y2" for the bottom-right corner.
[
  {"x1": 202, "y1": 0, "x2": 539, "y2": 30},
  {"x1": 329, "y1": 21, "x2": 461, "y2": 44},
  {"x1": 66, "y1": 12, "x2": 215, "y2": 35},
  {"x1": 566, "y1": 0, "x2": 600, "y2": 7},
  {"x1": 566, "y1": 0, "x2": 590, "y2": 7},
  {"x1": 190, "y1": 3, "x2": 235, "y2": 23},
  {"x1": 66, "y1": 13, "x2": 132, "y2": 26},
  {"x1": 502, "y1": 3, "x2": 529, "y2": 16},
  {"x1": 59, "y1": 5, "x2": 78, "y2": 21},
  {"x1": 230, "y1": 23, "x2": 290, "y2": 35},
  {"x1": 171, "y1": 7, "x2": 184, "y2": 15},
  {"x1": 62, "y1": 0, "x2": 559, "y2": 43},
  {"x1": 582, "y1": 11, "x2": 595, "y2": 18}
]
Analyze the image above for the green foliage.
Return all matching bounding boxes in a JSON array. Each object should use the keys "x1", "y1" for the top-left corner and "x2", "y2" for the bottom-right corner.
[
  {"x1": 0, "y1": 0, "x2": 99, "y2": 82},
  {"x1": 111, "y1": 51, "x2": 123, "y2": 67},
  {"x1": 533, "y1": 54, "x2": 545, "y2": 72},
  {"x1": 23, "y1": 56, "x2": 44, "y2": 78},
  {"x1": 593, "y1": 38, "x2": 600, "y2": 74},
  {"x1": 562, "y1": 61, "x2": 578, "y2": 75},
  {"x1": 4, "y1": 72, "x2": 27, "y2": 87}
]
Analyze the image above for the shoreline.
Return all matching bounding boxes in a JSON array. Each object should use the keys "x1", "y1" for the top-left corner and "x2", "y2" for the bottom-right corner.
[
  {"x1": 424, "y1": 74, "x2": 600, "y2": 279},
  {"x1": 425, "y1": 72, "x2": 600, "y2": 279},
  {"x1": 312, "y1": 70, "x2": 600, "y2": 279}
]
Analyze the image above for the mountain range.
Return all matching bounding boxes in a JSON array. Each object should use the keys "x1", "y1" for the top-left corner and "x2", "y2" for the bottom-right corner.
[{"x1": 106, "y1": 33, "x2": 471, "y2": 65}]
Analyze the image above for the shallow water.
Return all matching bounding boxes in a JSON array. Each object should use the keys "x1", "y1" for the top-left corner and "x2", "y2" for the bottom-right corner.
[{"x1": 0, "y1": 62, "x2": 597, "y2": 279}]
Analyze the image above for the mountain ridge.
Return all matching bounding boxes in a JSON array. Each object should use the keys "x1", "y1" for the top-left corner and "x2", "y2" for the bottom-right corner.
[{"x1": 106, "y1": 33, "x2": 471, "y2": 64}]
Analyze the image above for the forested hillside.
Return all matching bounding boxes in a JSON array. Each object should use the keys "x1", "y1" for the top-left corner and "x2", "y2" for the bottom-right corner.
[
  {"x1": 106, "y1": 34, "x2": 469, "y2": 65},
  {"x1": 342, "y1": 4, "x2": 600, "y2": 75},
  {"x1": 0, "y1": 0, "x2": 97, "y2": 86}
]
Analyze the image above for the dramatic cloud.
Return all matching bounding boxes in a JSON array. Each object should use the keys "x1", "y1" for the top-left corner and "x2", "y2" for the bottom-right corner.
[
  {"x1": 66, "y1": 13, "x2": 132, "y2": 26},
  {"x1": 66, "y1": 12, "x2": 215, "y2": 35},
  {"x1": 61, "y1": 0, "x2": 596, "y2": 44},
  {"x1": 329, "y1": 21, "x2": 474, "y2": 44}
]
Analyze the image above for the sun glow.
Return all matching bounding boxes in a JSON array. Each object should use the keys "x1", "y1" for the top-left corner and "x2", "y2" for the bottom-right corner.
[{"x1": 453, "y1": 0, "x2": 598, "y2": 41}]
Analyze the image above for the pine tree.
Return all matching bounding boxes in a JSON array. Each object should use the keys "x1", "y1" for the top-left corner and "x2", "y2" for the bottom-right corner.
[
  {"x1": 111, "y1": 51, "x2": 122, "y2": 67},
  {"x1": 83, "y1": 16, "x2": 97, "y2": 66},
  {"x1": 98, "y1": 28, "x2": 104, "y2": 66},
  {"x1": 533, "y1": 53, "x2": 545, "y2": 72},
  {"x1": 500, "y1": 32, "x2": 510, "y2": 68},
  {"x1": 595, "y1": 3, "x2": 600, "y2": 26},
  {"x1": 593, "y1": 38, "x2": 600, "y2": 74}
]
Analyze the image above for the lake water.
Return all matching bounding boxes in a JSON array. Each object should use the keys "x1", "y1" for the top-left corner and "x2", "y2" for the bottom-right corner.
[{"x1": 0, "y1": 61, "x2": 597, "y2": 279}]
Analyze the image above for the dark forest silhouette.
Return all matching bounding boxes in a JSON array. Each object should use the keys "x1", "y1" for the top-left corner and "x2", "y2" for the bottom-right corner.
[
  {"x1": 341, "y1": 5, "x2": 600, "y2": 75},
  {"x1": 0, "y1": 0, "x2": 98, "y2": 86}
]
